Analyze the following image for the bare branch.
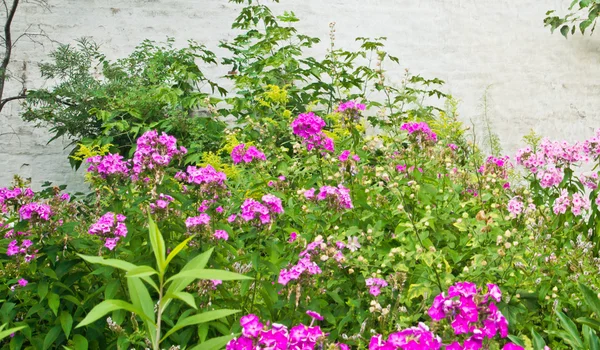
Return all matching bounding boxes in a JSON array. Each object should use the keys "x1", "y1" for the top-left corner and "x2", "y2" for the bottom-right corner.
[
  {"x1": 0, "y1": 0, "x2": 19, "y2": 114},
  {"x1": 0, "y1": 93, "x2": 25, "y2": 109}
]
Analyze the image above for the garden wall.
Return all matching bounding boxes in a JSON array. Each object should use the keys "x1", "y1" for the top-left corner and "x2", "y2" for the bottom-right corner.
[{"x1": 1, "y1": 0, "x2": 600, "y2": 192}]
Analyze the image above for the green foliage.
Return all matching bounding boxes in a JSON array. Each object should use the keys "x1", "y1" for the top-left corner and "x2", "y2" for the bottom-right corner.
[
  {"x1": 75, "y1": 216, "x2": 245, "y2": 350},
  {"x1": 22, "y1": 38, "x2": 226, "y2": 169},
  {"x1": 544, "y1": 0, "x2": 600, "y2": 37}
]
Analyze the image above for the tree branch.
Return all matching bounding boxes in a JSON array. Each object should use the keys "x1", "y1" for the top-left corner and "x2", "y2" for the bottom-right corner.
[
  {"x1": 0, "y1": 0, "x2": 19, "y2": 114},
  {"x1": 0, "y1": 93, "x2": 25, "y2": 110}
]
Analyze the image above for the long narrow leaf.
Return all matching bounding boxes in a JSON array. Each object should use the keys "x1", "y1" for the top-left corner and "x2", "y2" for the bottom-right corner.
[
  {"x1": 531, "y1": 328, "x2": 547, "y2": 350},
  {"x1": 161, "y1": 309, "x2": 239, "y2": 342},
  {"x1": 78, "y1": 254, "x2": 158, "y2": 291},
  {"x1": 148, "y1": 215, "x2": 166, "y2": 274},
  {"x1": 76, "y1": 300, "x2": 152, "y2": 328},
  {"x1": 166, "y1": 248, "x2": 213, "y2": 296},
  {"x1": 556, "y1": 309, "x2": 584, "y2": 348},
  {"x1": 0, "y1": 325, "x2": 26, "y2": 342},
  {"x1": 189, "y1": 334, "x2": 237, "y2": 350},
  {"x1": 126, "y1": 266, "x2": 158, "y2": 278},
  {"x1": 580, "y1": 283, "x2": 600, "y2": 317},
  {"x1": 166, "y1": 269, "x2": 251, "y2": 284},
  {"x1": 165, "y1": 236, "x2": 194, "y2": 267}
]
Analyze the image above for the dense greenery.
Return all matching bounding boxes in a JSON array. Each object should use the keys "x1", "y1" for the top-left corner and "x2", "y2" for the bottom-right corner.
[{"x1": 2, "y1": 0, "x2": 600, "y2": 349}]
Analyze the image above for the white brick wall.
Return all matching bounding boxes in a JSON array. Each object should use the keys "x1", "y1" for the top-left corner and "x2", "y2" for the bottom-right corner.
[{"x1": 1, "y1": 0, "x2": 599, "y2": 192}]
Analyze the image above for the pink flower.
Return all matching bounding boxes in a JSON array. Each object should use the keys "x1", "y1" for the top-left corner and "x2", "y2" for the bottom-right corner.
[
  {"x1": 306, "y1": 310, "x2": 323, "y2": 321},
  {"x1": 288, "y1": 232, "x2": 297, "y2": 243},
  {"x1": 89, "y1": 212, "x2": 127, "y2": 250},
  {"x1": 214, "y1": 230, "x2": 229, "y2": 240},
  {"x1": 17, "y1": 278, "x2": 28, "y2": 287},
  {"x1": 185, "y1": 214, "x2": 211, "y2": 229}
]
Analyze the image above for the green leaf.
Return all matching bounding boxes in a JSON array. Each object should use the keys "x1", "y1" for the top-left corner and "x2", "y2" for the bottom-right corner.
[
  {"x1": 148, "y1": 215, "x2": 167, "y2": 274},
  {"x1": 126, "y1": 277, "x2": 155, "y2": 323},
  {"x1": 580, "y1": 283, "x2": 600, "y2": 316},
  {"x1": 48, "y1": 293, "x2": 60, "y2": 316},
  {"x1": 38, "y1": 281, "x2": 48, "y2": 301},
  {"x1": 561, "y1": 25, "x2": 570, "y2": 38},
  {"x1": 164, "y1": 292, "x2": 197, "y2": 310},
  {"x1": 43, "y1": 325, "x2": 61, "y2": 350},
  {"x1": 59, "y1": 312, "x2": 73, "y2": 339},
  {"x1": 556, "y1": 309, "x2": 584, "y2": 348},
  {"x1": 531, "y1": 328, "x2": 547, "y2": 350},
  {"x1": 127, "y1": 277, "x2": 156, "y2": 346},
  {"x1": 166, "y1": 269, "x2": 251, "y2": 284},
  {"x1": 77, "y1": 254, "x2": 138, "y2": 271},
  {"x1": 78, "y1": 254, "x2": 158, "y2": 291},
  {"x1": 126, "y1": 266, "x2": 158, "y2": 278},
  {"x1": 72, "y1": 334, "x2": 88, "y2": 350},
  {"x1": 583, "y1": 325, "x2": 600, "y2": 350},
  {"x1": 0, "y1": 325, "x2": 26, "y2": 342},
  {"x1": 189, "y1": 334, "x2": 237, "y2": 350},
  {"x1": 161, "y1": 309, "x2": 239, "y2": 342},
  {"x1": 577, "y1": 317, "x2": 600, "y2": 330},
  {"x1": 76, "y1": 300, "x2": 151, "y2": 328},
  {"x1": 165, "y1": 236, "x2": 194, "y2": 267},
  {"x1": 166, "y1": 248, "x2": 213, "y2": 295}
]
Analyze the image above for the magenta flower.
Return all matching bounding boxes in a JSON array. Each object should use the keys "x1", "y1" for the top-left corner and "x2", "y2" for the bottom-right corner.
[
  {"x1": 19, "y1": 202, "x2": 52, "y2": 221},
  {"x1": 88, "y1": 212, "x2": 128, "y2": 251},
  {"x1": 86, "y1": 153, "x2": 130, "y2": 178},
  {"x1": 185, "y1": 214, "x2": 211, "y2": 229},
  {"x1": 213, "y1": 230, "x2": 229, "y2": 240},
  {"x1": 231, "y1": 144, "x2": 267, "y2": 164},
  {"x1": 400, "y1": 121, "x2": 437, "y2": 142},
  {"x1": 306, "y1": 310, "x2": 323, "y2": 321},
  {"x1": 288, "y1": 232, "x2": 298, "y2": 243}
]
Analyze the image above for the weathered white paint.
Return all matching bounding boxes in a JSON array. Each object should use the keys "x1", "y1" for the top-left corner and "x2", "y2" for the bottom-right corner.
[{"x1": 1, "y1": 0, "x2": 599, "y2": 191}]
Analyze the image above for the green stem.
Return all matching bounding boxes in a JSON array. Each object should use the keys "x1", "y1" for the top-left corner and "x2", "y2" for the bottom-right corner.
[{"x1": 154, "y1": 276, "x2": 164, "y2": 350}]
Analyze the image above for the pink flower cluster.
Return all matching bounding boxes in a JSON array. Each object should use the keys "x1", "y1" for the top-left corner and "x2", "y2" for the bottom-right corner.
[
  {"x1": 226, "y1": 314, "x2": 347, "y2": 350},
  {"x1": 132, "y1": 130, "x2": 186, "y2": 179},
  {"x1": 88, "y1": 212, "x2": 128, "y2": 250},
  {"x1": 338, "y1": 150, "x2": 360, "y2": 163},
  {"x1": 0, "y1": 187, "x2": 34, "y2": 212},
  {"x1": 304, "y1": 184, "x2": 353, "y2": 210},
  {"x1": 176, "y1": 165, "x2": 227, "y2": 196},
  {"x1": 86, "y1": 153, "x2": 129, "y2": 178},
  {"x1": 149, "y1": 193, "x2": 174, "y2": 213},
  {"x1": 584, "y1": 129, "x2": 600, "y2": 160},
  {"x1": 231, "y1": 144, "x2": 267, "y2": 164},
  {"x1": 479, "y1": 156, "x2": 511, "y2": 179},
  {"x1": 369, "y1": 323, "x2": 442, "y2": 350},
  {"x1": 19, "y1": 202, "x2": 52, "y2": 221},
  {"x1": 7, "y1": 239, "x2": 36, "y2": 262},
  {"x1": 279, "y1": 236, "x2": 344, "y2": 286},
  {"x1": 366, "y1": 277, "x2": 388, "y2": 297},
  {"x1": 336, "y1": 100, "x2": 365, "y2": 113},
  {"x1": 400, "y1": 122, "x2": 437, "y2": 143},
  {"x1": 213, "y1": 230, "x2": 229, "y2": 240},
  {"x1": 185, "y1": 213, "x2": 211, "y2": 230},
  {"x1": 336, "y1": 100, "x2": 365, "y2": 122},
  {"x1": 553, "y1": 190, "x2": 590, "y2": 216},
  {"x1": 507, "y1": 197, "x2": 524, "y2": 218},
  {"x1": 427, "y1": 282, "x2": 509, "y2": 349},
  {"x1": 10, "y1": 278, "x2": 28, "y2": 291},
  {"x1": 582, "y1": 172, "x2": 599, "y2": 190},
  {"x1": 237, "y1": 194, "x2": 284, "y2": 225},
  {"x1": 291, "y1": 112, "x2": 334, "y2": 152}
]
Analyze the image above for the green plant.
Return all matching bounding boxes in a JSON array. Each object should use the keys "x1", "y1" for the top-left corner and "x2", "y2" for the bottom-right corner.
[
  {"x1": 544, "y1": 0, "x2": 600, "y2": 37},
  {"x1": 22, "y1": 38, "x2": 226, "y2": 169},
  {"x1": 76, "y1": 216, "x2": 249, "y2": 350}
]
